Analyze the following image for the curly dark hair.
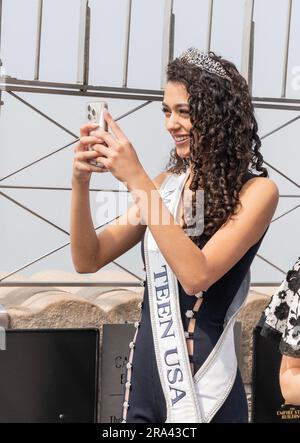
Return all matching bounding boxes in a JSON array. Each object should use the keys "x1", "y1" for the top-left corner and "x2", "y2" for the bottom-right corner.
[{"x1": 165, "y1": 51, "x2": 268, "y2": 248}]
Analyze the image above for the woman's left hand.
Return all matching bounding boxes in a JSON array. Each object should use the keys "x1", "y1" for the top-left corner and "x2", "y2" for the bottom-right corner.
[{"x1": 90, "y1": 110, "x2": 146, "y2": 187}]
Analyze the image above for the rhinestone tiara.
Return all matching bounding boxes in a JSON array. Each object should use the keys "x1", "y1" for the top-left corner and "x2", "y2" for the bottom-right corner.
[{"x1": 178, "y1": 47, "x2": 231, "y2": 81}]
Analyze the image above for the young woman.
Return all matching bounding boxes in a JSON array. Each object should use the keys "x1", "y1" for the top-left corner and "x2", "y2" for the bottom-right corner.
[
  {"x1": 70, "y1": 48, "x2": 279, "y2": 423},
  {"x1": 260, "y1": 256, "x2": 300, "y2": 405}
]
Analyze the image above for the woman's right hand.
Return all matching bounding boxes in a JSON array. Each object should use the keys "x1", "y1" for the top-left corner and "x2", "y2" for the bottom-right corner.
[{"x1": 72, "y1": 123, "x2": 109, "y2": 184}]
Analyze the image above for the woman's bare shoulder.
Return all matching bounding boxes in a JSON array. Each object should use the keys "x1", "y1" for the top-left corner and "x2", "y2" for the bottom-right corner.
[{"x1": 241, "y1": 175, "x2": 279, "y2": 199}]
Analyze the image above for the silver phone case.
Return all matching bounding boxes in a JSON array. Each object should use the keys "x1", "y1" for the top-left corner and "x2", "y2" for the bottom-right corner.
[{"x1": 87, "y1": 101, "x2": 108, "y2": 167}]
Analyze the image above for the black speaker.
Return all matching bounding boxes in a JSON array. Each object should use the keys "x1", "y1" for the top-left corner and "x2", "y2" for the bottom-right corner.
[
  {"x1": 0, "y1": 329, "x2": 99, "y2": 423},
  {"x1": 252, "y1": 325, "x2": 300, "y2": 423}
]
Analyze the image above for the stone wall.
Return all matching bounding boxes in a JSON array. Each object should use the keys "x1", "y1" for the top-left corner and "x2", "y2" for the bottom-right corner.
[{"x1": 237, "y1": 287, "x2": 275, "y2": 384}]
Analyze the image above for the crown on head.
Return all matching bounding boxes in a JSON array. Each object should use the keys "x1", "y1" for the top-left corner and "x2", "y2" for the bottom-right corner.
[{"x1": 178, "y1": 47, "x2": 231, "y2": 81}]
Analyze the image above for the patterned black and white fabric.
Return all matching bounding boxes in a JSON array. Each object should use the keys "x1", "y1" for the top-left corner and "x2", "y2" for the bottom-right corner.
[{"x1": 259, "y1": 256, "x2": 300, "y2": 357}]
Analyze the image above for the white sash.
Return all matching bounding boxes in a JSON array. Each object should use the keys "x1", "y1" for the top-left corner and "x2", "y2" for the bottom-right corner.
[{"x1": 143, "y1": 170, "x2": 250, "y2": 423}]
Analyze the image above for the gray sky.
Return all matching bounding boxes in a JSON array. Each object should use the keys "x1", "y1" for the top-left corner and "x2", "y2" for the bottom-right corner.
[{"x1": 0, "y1": 0, "x2": 299, "y2": 283}]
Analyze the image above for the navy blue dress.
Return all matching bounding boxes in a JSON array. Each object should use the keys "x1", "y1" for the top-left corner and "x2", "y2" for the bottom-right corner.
[{"x1": 123, "y1": 172, "x2": 268, "y2": 423}]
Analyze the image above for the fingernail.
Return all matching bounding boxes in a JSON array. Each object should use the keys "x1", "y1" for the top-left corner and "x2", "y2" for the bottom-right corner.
[{"x1": 91, "y1": 123, "x2": 99, "y2": 127}]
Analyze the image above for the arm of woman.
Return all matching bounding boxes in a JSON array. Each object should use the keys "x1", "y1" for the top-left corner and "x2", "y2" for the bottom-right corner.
[
  {"x1": 280, "y1": 355, "x2": 300, "y2": 405},
  {"x1": 129, "y1": 174, "x2": 279, "y2": 294}
]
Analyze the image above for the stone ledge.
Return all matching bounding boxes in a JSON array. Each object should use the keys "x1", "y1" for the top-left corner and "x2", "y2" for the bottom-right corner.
[{"x1": 237, "y1": 289, "x2": 273, "y2": 384}]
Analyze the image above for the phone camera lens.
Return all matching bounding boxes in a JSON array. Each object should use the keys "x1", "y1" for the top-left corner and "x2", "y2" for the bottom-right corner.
[
  {"x1": 92, "y1": 108, "x2": 96, "y2": 116},
  {"x1": 88, "y1": 113, "x2": 92, "y2": 120},
  {"x1": 87, "y1": 105, "x2": 91, "y2": 112}
]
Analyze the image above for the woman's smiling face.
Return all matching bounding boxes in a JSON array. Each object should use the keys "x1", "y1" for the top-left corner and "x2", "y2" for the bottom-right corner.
[{"x1": 162, "y1": 81, "x2": 192, "y2": 159}]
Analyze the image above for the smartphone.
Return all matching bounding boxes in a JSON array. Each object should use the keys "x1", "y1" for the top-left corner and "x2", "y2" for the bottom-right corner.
[{"x1": 87, "y1": 101, "x2": 108, "y2": 167}]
